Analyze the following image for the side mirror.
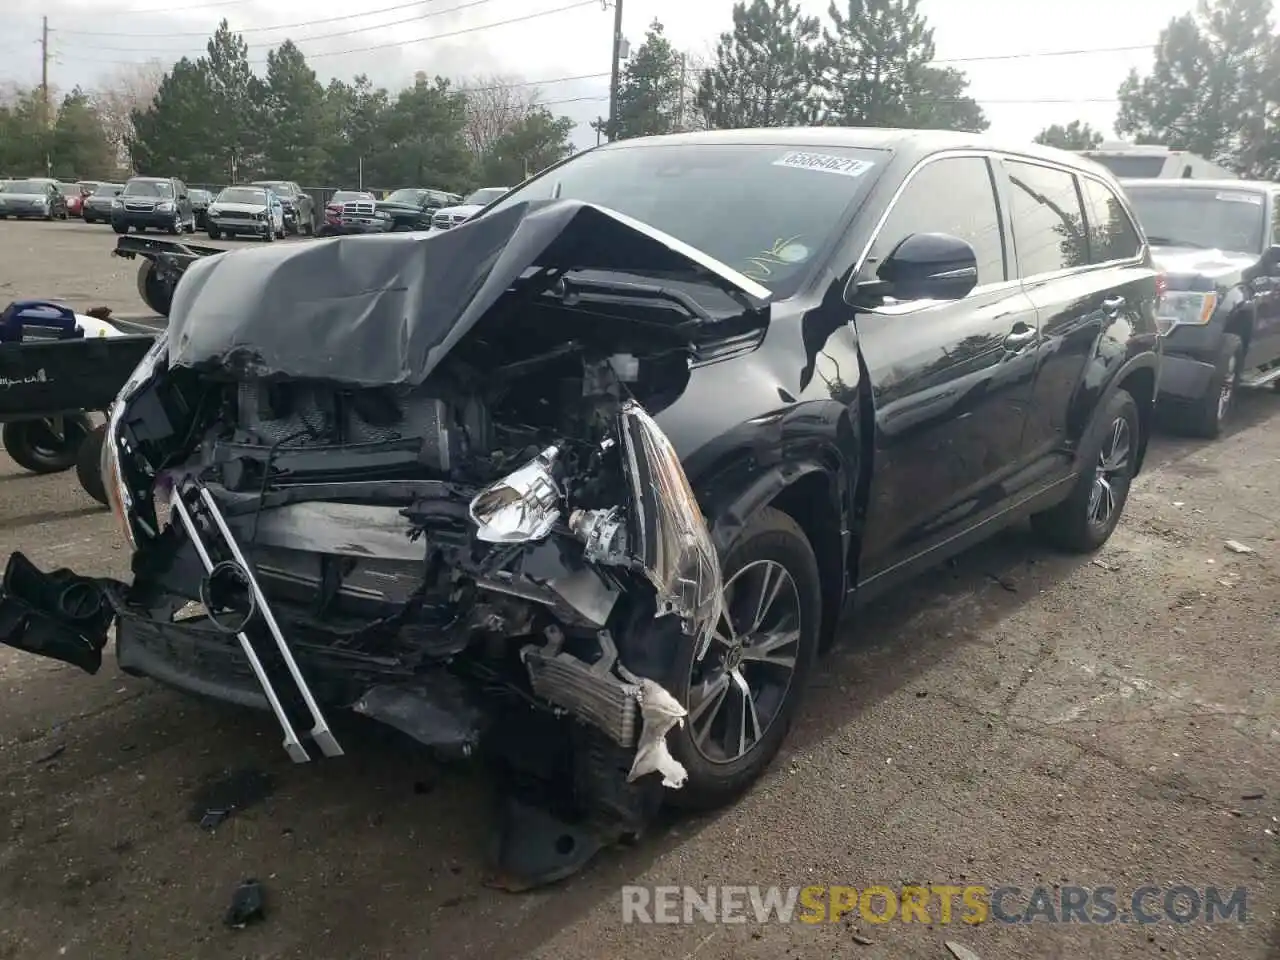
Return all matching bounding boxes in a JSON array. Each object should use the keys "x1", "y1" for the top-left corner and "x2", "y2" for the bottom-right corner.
[{"x1": 866, "y1": 232, "x2": 980, "y2": 303}]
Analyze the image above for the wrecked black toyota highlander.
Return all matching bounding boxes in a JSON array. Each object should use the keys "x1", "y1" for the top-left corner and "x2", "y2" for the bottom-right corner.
[{"x1": 0, "y1": 129, "x2": 1160, "y2": 885}]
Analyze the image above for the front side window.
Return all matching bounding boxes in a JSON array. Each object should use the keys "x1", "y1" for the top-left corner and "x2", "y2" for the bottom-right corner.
[
  {"x1": 484, "y1": 143, "x2": 889, "y2": 297},
  {"x1": 864, "y1": 156, "x2": 1007, "y2": 286},
  {"x1": 1081, "y1": 178, "x2": 1142, "y2": 263},
  {"x1": 1125, "y1": 185, "x2": 1266, "y2": 255},
  {"x1": 1004, "y1": 160, "x2": 1089, "y2": 277}
]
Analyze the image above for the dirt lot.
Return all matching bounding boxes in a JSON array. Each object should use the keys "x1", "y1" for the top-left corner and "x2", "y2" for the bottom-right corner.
[{"x1": 0, "y1": 219, "x2": 1276, "y2": 960}]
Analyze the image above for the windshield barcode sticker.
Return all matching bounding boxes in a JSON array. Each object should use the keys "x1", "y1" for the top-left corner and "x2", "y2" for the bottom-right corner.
[
  {"x1": 773, "y1": 152, "x2": 875, "y2": 178},
  {"x1": 1216, "y1": 191, "x2": 1262, "y2": 204}
]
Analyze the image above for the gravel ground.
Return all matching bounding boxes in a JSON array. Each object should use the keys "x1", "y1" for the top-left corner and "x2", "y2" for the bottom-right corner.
[{"x1": 0, "y1": 218, "x2": 1276, "y2": 960}]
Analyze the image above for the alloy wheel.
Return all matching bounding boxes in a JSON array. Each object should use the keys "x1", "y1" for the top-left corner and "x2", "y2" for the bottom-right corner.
[
  {"x1": 687, "y1": 559, "x2": 802, "y2": 764},
  {"x1": 1218, "y1": 354, "x2": 1237, "y2": 423},
  {"x1": 1088, "y1": 416, "x2": 1132, "y2": 531}
]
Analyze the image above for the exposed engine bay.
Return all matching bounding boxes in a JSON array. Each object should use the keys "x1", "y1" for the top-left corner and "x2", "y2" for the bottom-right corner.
[{"x1": 0, "y1": 200, "x2": 772, "y2": 888}]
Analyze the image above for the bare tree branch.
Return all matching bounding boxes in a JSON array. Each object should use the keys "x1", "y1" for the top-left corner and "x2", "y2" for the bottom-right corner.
[
  {"x1": 459, "y1": 74, "x2": 539, "y2": 158},
  {"x1": 91, "y1": 60, "x2": 166, "y2": 167}
]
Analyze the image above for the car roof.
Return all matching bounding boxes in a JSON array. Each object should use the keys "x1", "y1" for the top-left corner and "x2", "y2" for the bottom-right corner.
[
  {"x1": 593, "y1": 126, "x2": 1102, "y2": 167},
  {"x1": 129, "y1": 176, "x2": 172, "y2": 182},
  {"x1": 1122, "y1": 177, "x2": 1274, "y2": 191}
]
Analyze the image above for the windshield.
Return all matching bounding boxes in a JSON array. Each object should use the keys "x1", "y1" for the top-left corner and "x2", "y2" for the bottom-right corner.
[
  {"x1": 91, "y1": 183, "x2": 122, "y2": 196},
  {"x1": 386, "y1": 189, "x2": 426, "y2": 205},
  {"x1": 465, "y1": 187, "x2": 507, "y2": 206},
  {"x1": 485, "y1": 143, "x2": 888, "y2": 295},
  {"x1": 58, "y1": 183, "x2": 78, "y2": 195},
  {"x1": 1126, "y1": 186, "x2": 1266, "y2": 254},
  {"x1": 1, "y1": 180, "x2": 49, "y2": 194},
  {"x1": 217, "y1": 187, "x2": 267, "y2": 204},
  {"x1": 253, "y1": 181, "x2": 291, "y2": 195},
  {"x1": 331, "y1": 191, "x2": 371, "y2": 204},
  {"x1": 124, "y1": 180, "x2": 172, "y2": 198},
  {"x1": 190, "y1": 190, "x2": 209, "y2": 201}
]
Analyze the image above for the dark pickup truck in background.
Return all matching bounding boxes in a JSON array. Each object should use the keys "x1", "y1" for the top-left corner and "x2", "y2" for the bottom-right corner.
[{"x1": 1125, "y1": 178, "x2": 1280, "y2": 437}]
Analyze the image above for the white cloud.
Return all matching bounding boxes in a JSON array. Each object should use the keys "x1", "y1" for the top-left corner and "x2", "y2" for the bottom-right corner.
[{"x1": 2, "y1": 0, "x2": 1199, "y2": 156}]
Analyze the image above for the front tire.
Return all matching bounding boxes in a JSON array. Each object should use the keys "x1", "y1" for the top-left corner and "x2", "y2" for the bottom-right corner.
[
  {"x1": 662, "y1": 507, "x2": 821, "y2": 811},
  {"x1": 1031, "y1": 388, "x2": 1140, "y2": 553},
  {"x1": 112, "y1": 222, "x2": 127, "y2": 235},
  {"x1": 1186, "y1": 333, "x2": 1243, "y2": 439},
  {"x1": 75, "y1": 424, "x2": 108, "y2": 506},
  {"x1": 207, "y1": 226, "x2": 221, "y2": 240},
  {"x1": 2, "y1": 414, "x2": 92, "y2": 474}
]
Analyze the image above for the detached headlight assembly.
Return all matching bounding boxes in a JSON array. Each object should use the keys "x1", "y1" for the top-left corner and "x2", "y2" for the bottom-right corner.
[
  {"x1": 1156, "y1": 290, "x2": 1218, "y2": 334},
  {"x1": 103, "y1": 331, "x2": 169, "y2": 549}
]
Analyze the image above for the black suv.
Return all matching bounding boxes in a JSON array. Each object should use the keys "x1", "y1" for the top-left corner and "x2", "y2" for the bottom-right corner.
[
  {"x1": 250, "y1": 180, "x2": 314, "y2": 235},
  {"x1": 0, "y1": 131, "x2": 1160, "y2": 874},
  {"x1": 111, "y1": 177, "x2": 195, "y2": 235},
  {"x1": 1123, "y1": 178, "x2": 1280, "y2": 437}
]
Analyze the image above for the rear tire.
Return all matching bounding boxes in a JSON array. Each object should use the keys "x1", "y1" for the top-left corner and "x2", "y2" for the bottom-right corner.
[
  {"x1": 1031, "y1": 388, "x2": 1140, "y2": 553},
  {"x1": 1186, "y1": 334, "x2": 1243, "y2": 439},
  {"x1": 2, "y1": 414, "x2": 92, "y2": 475},
  {"x1": 660, "y1": 506, "x2": 822, "y2": 811},
  {"x1": 76, "y1": 424, "x2": 108, "y2": 506}
]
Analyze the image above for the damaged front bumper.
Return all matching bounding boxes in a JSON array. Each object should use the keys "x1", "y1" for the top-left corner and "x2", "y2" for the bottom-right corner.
[{"x1": 0, "y1": 340, "x2": 721, "y2": 789}]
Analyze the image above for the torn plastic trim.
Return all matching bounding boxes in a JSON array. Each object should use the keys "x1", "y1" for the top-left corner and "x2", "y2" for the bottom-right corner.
[{"x1": 520, "y1": 628, "x2": 688, "y2": 790}]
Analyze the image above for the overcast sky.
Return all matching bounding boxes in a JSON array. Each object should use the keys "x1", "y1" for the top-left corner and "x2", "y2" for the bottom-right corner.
[{"x1": 2, "y1": 0, "x2": 1198, "y2": 153}]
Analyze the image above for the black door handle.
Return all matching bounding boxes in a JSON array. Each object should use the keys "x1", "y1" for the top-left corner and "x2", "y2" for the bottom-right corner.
[{"x1": 1003, "y1": 323, "x2": 1038, "y2": 350}]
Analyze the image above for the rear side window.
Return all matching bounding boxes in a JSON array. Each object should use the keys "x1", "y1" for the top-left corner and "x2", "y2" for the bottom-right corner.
[
  {"x1": 865, "y1": 156, "x2": 1007, "y2": 285},
  {"x1": 1004, "y1": 160, "x2": 1089, "y2": 277},
  {"x1": 1081, "y1": 178, "x2": 1141, "y2": 263}
]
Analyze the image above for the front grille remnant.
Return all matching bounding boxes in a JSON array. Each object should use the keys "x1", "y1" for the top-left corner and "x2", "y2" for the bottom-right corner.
[{"x1": 168, "y1": 479, "x2": 344, "y2": 763}]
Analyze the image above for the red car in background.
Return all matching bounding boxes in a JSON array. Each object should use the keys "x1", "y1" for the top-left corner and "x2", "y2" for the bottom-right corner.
[{"x1": 64, "y1": 181, "x2": 102, "y2": 218}]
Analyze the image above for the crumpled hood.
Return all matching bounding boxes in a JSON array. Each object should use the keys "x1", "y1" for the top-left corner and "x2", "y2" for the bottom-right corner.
[
  {"x1": 1151, "y1": 245, "x2": 1260, "y2": 281},
  {"x1": 166, "y1": 198, "x2": 772, "y2": 388}
]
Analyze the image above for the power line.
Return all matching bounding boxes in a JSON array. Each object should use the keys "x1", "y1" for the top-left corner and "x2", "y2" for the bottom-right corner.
[
  {"x1": 63, "y1": 0, "x2": 499, "y2": 52},
  {"x1": 56, "y1": 0, "x2": 483, "y2": 40},
  {"x1": 63, "y1": 0, "x2": 601, "y2": 64}
]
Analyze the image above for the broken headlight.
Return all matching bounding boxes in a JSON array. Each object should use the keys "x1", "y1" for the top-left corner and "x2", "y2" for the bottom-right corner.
[
  {"x1": 103, "y1": 330, "x2": 169, "y2": 548},
  {"x1": 469, "y1": 445, "x2": 562, "y2": 543}
]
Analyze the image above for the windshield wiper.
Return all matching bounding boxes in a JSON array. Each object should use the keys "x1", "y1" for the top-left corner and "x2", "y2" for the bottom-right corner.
[{"x1": 1145, "y1": 235, "x2": 1208, "y2": 249}]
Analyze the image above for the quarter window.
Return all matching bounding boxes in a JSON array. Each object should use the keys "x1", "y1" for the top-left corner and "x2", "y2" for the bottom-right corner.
[
  {"x1": 1004, "y1": 160, "x2": 1089, "y2": 277},
  {"x1": 865, "y1": 156, "x2": 1006, "y2": 286},
  {"x1": 1081, "y1": 178, "x2": 1141, "y2": 263}
]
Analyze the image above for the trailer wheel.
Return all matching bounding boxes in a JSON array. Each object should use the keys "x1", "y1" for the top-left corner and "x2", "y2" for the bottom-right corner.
[
  {"x1": 76, "y1": 424, "x2": 109, "y2": 506},
  {"x1": 2, "y1": 413, "x2": 92, "y2": 474},
  {"x1": 136, "y1": 260, "x2": 173, "y2": 317}
]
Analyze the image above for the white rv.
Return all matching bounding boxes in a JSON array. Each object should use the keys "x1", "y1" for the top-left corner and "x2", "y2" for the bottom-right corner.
[{"x1": 1076, "y1": 142, "x2": 1236, "y2": 181}]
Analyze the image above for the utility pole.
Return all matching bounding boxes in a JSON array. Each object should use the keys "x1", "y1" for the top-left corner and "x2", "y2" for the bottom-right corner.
[
  {"x1": 605, "y1": 0, "x2": 623, "y2": 141},
  {"x1": 39, "y1": 16, "x2": 50, "y2": 128},
  {"x1": 675, "y1": 53, "x2": 687, "y2": 131}
]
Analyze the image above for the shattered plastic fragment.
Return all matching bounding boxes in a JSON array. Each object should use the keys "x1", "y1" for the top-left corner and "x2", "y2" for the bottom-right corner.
[
  {"x1": 469, "y1": 446, "x2": 562, "y2": 543},
  {"x1": 626, "y1": 678, "x2": 689, "y2": 789}
]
